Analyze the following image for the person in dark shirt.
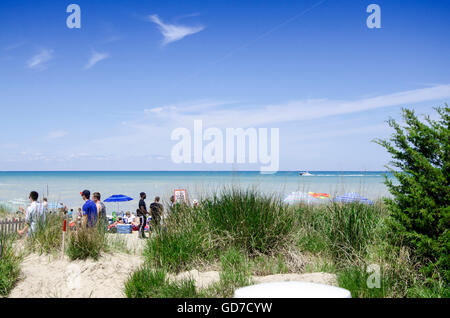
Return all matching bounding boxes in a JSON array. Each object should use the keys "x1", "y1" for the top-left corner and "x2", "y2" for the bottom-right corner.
[
  {"x1": 81, "y1": 190, "x2": 98, "y2": 228},
  {"x1": 137, "y1": 192, "x2": 148, "y2": 239},
  {"x1": 150, "y1": 196, "x2": 164, "y2": 227}
]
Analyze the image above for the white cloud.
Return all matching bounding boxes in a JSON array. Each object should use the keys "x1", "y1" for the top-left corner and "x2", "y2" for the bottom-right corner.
[
  {"x1": 12, "y1": 85, "x2": 447, "y2": 170},
  {"x1": 27, "y1": 49, "x2": 53, "y2": 69},
  {"x1": 145, "y1": 107, "x2": 163, "y2": 114},
  {"x1": 46, "y1": 130, "x2": 68, "y2": 140},
  {"x1": 140, "y1": 85, "x2": 450, "y2": 128},
  {"x1": 295, "y1": 124, "x2": 389, "y2": 141},
  {"x1": 85, "y1": 84, "x2": 450, "y2": 156},
  {"x1": 84, "y1": 51, "x2": 109, "y2": 69},
  {"x1": 149, "y1": 14, "x2": 204, "y2": 46}
]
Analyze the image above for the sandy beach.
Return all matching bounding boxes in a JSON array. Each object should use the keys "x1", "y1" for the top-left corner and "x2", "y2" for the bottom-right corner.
[{"x1": 9, "y1": 234, "x2": 337, "y2": 298}]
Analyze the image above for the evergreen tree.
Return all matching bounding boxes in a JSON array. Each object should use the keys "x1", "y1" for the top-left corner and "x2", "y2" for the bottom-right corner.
[{"x1": 375, "y1": 106, "x2": 449, "y2": 282}]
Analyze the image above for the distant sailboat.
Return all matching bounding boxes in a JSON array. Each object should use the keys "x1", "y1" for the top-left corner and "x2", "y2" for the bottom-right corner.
[{"x1": 299, "y1": 171, "x2": 312, "y2": 176}]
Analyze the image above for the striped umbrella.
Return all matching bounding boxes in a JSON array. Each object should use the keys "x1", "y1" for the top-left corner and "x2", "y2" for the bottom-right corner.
[
  {"x1": 308, "y1": 192, "x2": 330, "y2": 199},
  {"x1": 333, "y1": 192, "x2": 373, "y2": 205}
]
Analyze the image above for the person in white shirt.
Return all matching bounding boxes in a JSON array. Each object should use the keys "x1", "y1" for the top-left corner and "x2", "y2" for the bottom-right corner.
[
  {"x1": 123, "y1": 211, "x2": 136, "y2": 224},
  {"x1": 18, "y1": 191, "x2": 47, "y2": 236}
]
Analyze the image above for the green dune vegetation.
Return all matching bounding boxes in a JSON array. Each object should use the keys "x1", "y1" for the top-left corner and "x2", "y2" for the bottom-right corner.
[
  {"x1": 0, "y1": 232, "x2": 22, "y2": 297},
  {"x1": 0, "y1": 206, "x2": 21, "y2": 297},
  {"x1": 124, "y1": 190, "x2": 447, "y2": 298}
]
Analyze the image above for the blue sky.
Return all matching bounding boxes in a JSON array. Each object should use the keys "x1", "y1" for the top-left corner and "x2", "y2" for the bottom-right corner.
[{"x1": 0, "y1": 0, "x2": 449, "y2": 171}]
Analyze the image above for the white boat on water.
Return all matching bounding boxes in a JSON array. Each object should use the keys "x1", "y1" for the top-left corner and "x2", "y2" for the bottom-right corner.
[{"x1": 299, "y1": 171, "x2": 313, "y2": 176}]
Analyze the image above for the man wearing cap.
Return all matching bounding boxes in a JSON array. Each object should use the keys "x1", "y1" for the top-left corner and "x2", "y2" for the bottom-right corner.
[
  {"x1": 81, "y1": 190, "x2": 98, "y2": 228},
  {"x1": 137, "y1": 192, "x2": 148, "y2": 239}
]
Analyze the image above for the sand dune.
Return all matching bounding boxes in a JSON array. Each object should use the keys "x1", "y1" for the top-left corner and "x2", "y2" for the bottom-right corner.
[
  {"x1": 9, "y1": 250, "x2": 336, "y2": 298},
  {"x1": 9, "y1": 252, "x2": 144, "y2": 298}
]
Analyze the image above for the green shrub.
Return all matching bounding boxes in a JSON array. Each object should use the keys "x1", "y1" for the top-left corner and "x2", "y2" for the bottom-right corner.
[
  {"x1": 0, "y1": 233, "x2": 22, "y2": 297},
  {"x1": 374, "y1": 106, "x2": 450, "y2": 282},
  {"x1": 124, "y1": 267, "x2": 198, "y2": 298}
]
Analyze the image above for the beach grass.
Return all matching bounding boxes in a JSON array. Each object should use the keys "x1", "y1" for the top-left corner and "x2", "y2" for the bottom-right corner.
[
  {"x1": 126, "y1": 188, "x2": 449, "y2": 298},
  {"x1": 124, "y1": 267, "x2": 199, "y2": 298},
  {"x1": 250, "y1": 253, "x2": 290, "y2": 276},
  {"x1": 23, "y1": 212, "x2": 109, "y2": 261},
  {"x1": 66, "y1": 223, "x2": 107, "y2": 261},
  {"x1": 27, "y1": 213, "x2": 66, "y2": 255},
  {"x1": 296, "y1": 200, "x2": 449, "y2": 297},
  {"x1": 105, "y1": 233, "x2": 134, "y2": 255},
  {"x1": 14, "y1": 210, "x2": 125, "y2": 263},
  {"x1": 203, "y1": 247, "x2": 253, "y2": 298},
  {"x1": 0, "y1": 233, "x2": 22, "y2": 297},
  {"x1": 296, "y1": 201, "x2": 386, "y2": 266},
  {"x1": 144, "y1": 188, "x2": 297, "y2": 273},
  {"x1": 202, "y1": 189, "x2": 297, "y2": 254},
  {"x1": 0, "y1": 205, "x2": 12, "y2": 219}
]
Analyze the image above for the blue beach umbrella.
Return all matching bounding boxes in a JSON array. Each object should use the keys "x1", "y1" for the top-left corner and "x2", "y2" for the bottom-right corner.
[
  {"x1": 333, "y1": 192, "x2": 373, "y2": 205},
  {"x1": 104, "y1": 195, "x2": 134, "y2": 215}
]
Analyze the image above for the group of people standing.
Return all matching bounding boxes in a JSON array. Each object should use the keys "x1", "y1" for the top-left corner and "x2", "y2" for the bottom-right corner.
[
  {"x1": 80, "y1": 190, "x2": 107, "y2": 228},
  {"x1": 80, "y1": 190, "x2": 165, "y2": 238},
  {"x1": 17, "y1": 189, "x2": 166, "y2": 238},
  {"x1": 137, "y1": 192, "x2": 163, "y2": 239}
]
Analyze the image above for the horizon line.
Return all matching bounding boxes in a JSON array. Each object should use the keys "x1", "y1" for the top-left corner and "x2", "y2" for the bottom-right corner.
[{"x1": 0, "y1": 170, "x2": 391, "y2": 173}]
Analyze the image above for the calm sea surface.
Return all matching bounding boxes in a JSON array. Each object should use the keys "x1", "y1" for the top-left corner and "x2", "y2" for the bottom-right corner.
[{"x1": 0, "y1": 171, "x2": 393, "y2": 211}]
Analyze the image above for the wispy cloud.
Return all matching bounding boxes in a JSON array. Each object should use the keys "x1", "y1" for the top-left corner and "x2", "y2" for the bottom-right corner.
[
  {"x1": 27, "y1": 49, "x2": 53, "y2": 70},
  {"x1": 148, "y1": 14, "x2": 204, "y2": 46},
  {"x1": 84, "y1": 51, "x2": 110, "y2": 69},
  {"x1": 146, "y1": 107, "x2": 164, "y2": 114},
  {"x1": 46, "y1": 130, "x2": 68, "y2": 140},
  {"x1": 17, "y1": 85, "x2": 448, "y2": 169},
  {"x1": 139, "y1": 85, "x2": 450, "y2": 128}
]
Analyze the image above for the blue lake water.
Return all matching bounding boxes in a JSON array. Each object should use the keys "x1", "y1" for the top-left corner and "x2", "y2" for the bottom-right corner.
[{"x1": 0, "y1": 171, "x2": 393, "y2": 211}]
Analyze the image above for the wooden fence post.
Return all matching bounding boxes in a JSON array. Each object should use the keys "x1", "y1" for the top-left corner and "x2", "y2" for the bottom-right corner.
[{"x1": 0, "y1": 218, "x2": 25, "y2": 235}]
